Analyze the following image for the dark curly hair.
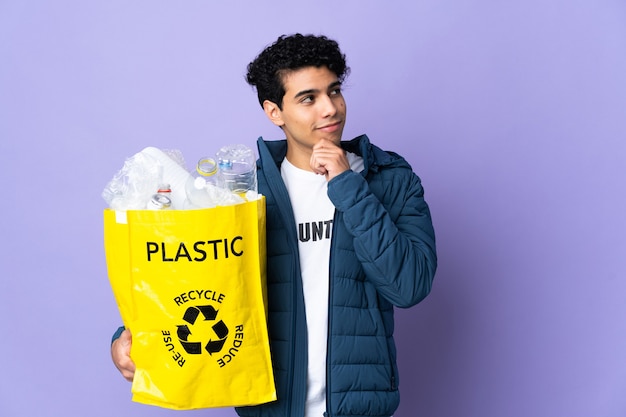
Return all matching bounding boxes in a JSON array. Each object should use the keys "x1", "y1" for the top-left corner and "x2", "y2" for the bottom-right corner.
[{"x1": 246, "y1": 33, "x2": 350, "y2": 109}]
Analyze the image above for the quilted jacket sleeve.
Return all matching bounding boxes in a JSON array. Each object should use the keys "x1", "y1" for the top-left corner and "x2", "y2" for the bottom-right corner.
[{"x1": 327, "y1": 166, "x2": 437, "y2": 307}]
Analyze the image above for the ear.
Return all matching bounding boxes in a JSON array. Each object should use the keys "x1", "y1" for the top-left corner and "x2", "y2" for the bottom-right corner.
[{"x1": 263, "y1": 100, "x2": 284, "y2": 127}]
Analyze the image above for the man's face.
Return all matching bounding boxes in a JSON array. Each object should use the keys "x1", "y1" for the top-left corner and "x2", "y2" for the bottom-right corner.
[{"x1": 264, "y1": 66, "x2": 347, "y2": 155}]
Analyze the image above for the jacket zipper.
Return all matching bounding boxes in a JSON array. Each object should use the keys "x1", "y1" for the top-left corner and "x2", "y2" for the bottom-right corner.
[
  {"x1": 325, "y1": 210, "x2": 338, "y2": 417},
  {"x1": 287, "y1": 253, "x2": 296, "y2": 416},
  {"x1": 271, "y1": 157, "x2": 299, "y2": 417}
]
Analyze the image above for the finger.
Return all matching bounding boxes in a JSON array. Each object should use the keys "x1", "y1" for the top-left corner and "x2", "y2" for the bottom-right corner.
[
  {"x1": 309, "y1": 153, "x2": 327, "y2": 175},
  {"x1": 121, "y1": 361, "x2": 136, "y2": 382}
]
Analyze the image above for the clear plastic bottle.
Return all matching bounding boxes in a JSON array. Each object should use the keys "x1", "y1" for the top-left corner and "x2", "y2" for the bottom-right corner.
[
  {"x1": 147, "y1": 184, "x2": 173, "y2": 210},
  {"x1": 184, "y1": 158, "x2": 222, "y2": 208},
  {"x1": 215, "y1": 144, "x2": 257, "y2": 196}
]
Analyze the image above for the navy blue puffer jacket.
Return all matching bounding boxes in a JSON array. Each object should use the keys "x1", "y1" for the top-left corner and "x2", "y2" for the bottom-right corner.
[{"x1": 236, "y1": 135, "x2": 437, "y2": 417}]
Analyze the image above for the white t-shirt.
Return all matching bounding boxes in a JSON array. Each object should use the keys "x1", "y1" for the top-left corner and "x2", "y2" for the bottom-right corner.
[{"x1": 281, "y1": 153, "x2": 364, "y2": 417}]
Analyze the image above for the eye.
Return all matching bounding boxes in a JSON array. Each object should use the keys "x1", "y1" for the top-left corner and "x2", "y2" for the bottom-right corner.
[
  {"x1": 330, "y1": 87, "x2": 342, "y2": 96},
  {"x1": 300, "y1": 95, "x2": 314, "y2": 104}
]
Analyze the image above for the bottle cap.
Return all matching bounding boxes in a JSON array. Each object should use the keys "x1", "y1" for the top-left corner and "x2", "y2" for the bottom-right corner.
[
  {"x1": 197, "y1": 158, "x2": 218, "y2": 177},
  {"x1": 148, "y1": 193, "x2": 172, "y2": 210},
  {"x1": 157, "y1": 183, "x2": 172, "y2": 193}
]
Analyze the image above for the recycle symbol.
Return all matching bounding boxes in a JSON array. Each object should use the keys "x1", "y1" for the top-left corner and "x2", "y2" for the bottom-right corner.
[{"x1": 176, "y1": 305, "x2": 229, "y2": 355}]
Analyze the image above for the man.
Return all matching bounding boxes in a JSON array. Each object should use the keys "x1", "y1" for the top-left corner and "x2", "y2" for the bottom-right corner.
[{"x1": 112, "y1": 33, "x2": 437, "y2": 417}]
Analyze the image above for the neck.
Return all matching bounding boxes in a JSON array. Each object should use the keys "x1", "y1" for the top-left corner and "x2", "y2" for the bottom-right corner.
[{"x1": 285, "y1": 143, "x2": 315, "y2": 172}]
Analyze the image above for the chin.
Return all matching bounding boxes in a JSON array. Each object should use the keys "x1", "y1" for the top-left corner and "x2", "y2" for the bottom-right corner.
[{"x1": 328, "y1": 131, "x2": 344, "y2": 143}]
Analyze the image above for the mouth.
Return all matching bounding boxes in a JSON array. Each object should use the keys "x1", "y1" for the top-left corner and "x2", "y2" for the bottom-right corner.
[{"x1": 317, "y1": 120, "x2": 343, "y2": 133}]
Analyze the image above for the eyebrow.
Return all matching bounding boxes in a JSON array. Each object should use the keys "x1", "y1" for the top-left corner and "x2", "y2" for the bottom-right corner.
[{"x1": 293, "y1": 81, "x2": 342, "y2": 99}]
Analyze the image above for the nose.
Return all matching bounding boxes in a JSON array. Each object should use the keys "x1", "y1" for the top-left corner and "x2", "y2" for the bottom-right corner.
[{"x1": 320, "y1": 95, "x2": 337, "y2": 118}]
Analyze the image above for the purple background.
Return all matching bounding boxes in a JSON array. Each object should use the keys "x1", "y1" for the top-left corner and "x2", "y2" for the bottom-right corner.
[{"x1": 1, "y1": 1, "x2": 625, "y2": 416}]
